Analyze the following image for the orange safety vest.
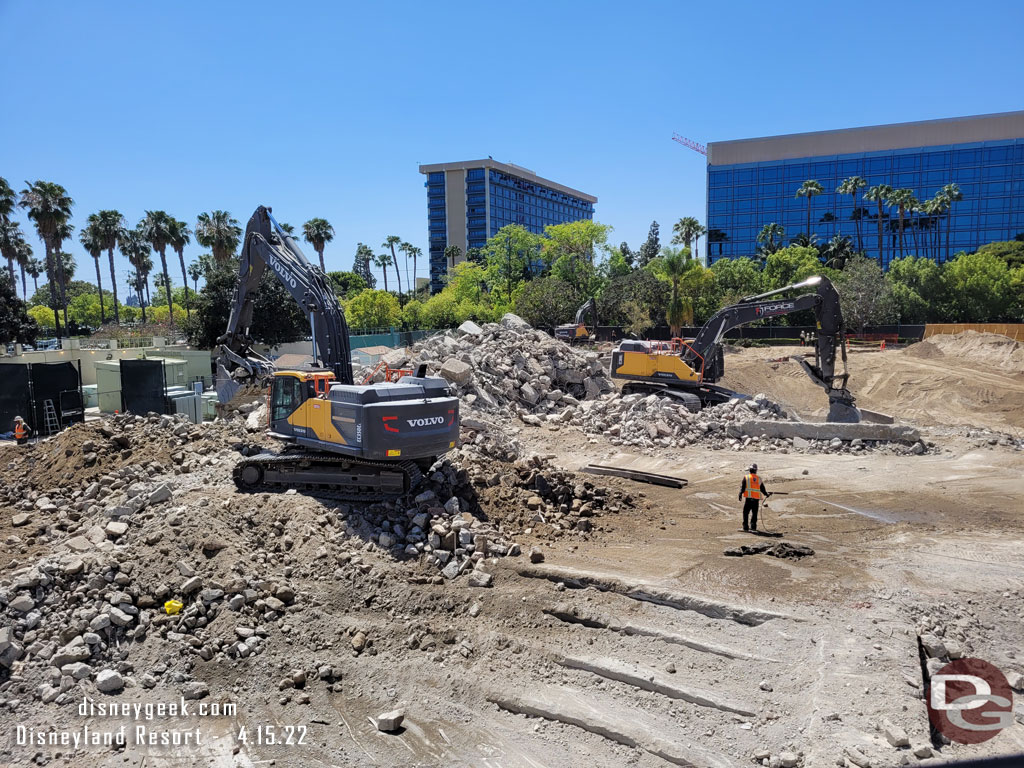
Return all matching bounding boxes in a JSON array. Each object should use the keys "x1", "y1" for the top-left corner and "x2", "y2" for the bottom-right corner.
[
  {"x1": 743, "y1": 473, "x2": 761, "y2": 500},
  {"x1": 14, "y1": 423, "x2": 27, "y2": 439}
]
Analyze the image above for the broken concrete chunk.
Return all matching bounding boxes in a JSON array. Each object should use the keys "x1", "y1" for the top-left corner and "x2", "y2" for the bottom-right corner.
[{"x1": 374, "y1": 709, "x2": 405, "y2": 732}]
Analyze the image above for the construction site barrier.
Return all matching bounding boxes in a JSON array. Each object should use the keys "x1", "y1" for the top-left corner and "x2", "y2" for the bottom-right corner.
[{"x1": 923, "y1": 323, "x2": 1024, "y2": 341}]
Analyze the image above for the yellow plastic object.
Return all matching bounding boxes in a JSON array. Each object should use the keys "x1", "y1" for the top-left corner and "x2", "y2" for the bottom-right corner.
[{"x1": 164, "y1": 599, "x2": 183, "y2": 615}]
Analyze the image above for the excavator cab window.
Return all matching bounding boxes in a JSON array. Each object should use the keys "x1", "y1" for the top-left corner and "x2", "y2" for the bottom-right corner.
[{"x1": 271, "y1": 376, "x2": 305, "y2": 422}]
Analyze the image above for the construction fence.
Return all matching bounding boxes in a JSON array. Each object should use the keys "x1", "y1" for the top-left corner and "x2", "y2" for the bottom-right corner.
[
  {"x1": 922, "y1": 323, "x2": 1024, "y2": 341},
  {"x1": 0, "y1": 361, "x2": 84, "y2": 439}
]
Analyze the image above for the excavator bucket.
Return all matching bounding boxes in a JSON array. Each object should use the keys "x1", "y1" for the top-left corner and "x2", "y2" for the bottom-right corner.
[{"x1": 827, "y1": 397, "x2": 861, "y2": 424}]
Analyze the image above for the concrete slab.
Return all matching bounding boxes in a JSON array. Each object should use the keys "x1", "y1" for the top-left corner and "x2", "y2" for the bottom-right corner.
[{"x1": 728, "y1": 420, "x2": 919, "y2": 442}]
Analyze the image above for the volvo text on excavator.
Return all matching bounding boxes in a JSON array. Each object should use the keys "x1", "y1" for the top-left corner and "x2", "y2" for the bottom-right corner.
[
  {"x1": 609, "y1": 276, "x2": 860, "y2": 423},
  {"x1": 216, "y1": 206, "x2": 460, "y2": 500}
]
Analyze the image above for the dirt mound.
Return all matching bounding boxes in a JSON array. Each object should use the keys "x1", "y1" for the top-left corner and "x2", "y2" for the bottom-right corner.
[{"x1": 904, "y1": 331, "x2": 1024, "y2": 372}]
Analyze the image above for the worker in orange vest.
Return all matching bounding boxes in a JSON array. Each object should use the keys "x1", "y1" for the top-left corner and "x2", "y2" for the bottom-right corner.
[
  {"x1": 738, "y1": 463, "x2": 771, "y2": 532},
  {"x1": 13, "y1": 416, "x2": 32, "y2": 445}
]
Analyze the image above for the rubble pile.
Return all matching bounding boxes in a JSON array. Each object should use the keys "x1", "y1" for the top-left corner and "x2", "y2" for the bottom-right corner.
[
  {"x1": 374, "y1": 314, "x2": 614, "y2": 415},
  {"x1": 341, "y1": 449, "x2": 629, "y2": 583},
  {"x1": 573, "y1": 391, "x2": 787, "y2": 450}
]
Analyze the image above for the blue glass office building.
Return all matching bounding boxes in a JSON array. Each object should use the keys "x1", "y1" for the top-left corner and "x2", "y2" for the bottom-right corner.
[
  {"x1": 705, "y1": 111, "x2": 1024, "y2": 268},
  {"x1": 419, "y1": 159, "x2": 597, "y2": 293}
]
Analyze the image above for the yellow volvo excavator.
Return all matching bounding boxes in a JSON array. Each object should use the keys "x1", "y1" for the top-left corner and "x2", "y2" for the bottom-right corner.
[
  {"x1": 216, "y1": 206, "x2": 459, "y2": 500},
  {"x1": 609, "y1": 275, "x2": 860, "y2": 423}
]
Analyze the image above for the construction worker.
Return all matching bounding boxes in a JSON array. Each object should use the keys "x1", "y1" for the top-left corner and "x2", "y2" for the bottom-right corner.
[
  {"x1": 13, "y1": 416, "x2": 32, "y2": 445},
  {"x1": 738, "y1": 463, "x2": 771, "y2": 532}
]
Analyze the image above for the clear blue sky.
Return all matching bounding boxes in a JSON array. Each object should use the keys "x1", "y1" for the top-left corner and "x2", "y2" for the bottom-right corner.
[{"x1": 2, "y1": 0, "x2": 1021, "y2": 292}]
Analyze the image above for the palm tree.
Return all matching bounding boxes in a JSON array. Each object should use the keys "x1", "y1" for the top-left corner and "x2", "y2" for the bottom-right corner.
[
  {"x1": 91, "y1": 210, "x2": 125, "y2": 324},
  {"x1": 20, "y1": 180, "x2": 73, "y2": 335},
  {"x1": 279, "y1": 222, "x2": 295, "y2": 235},
  {"x1": 756, "y1": 223, "x2": 785, "y2": 256},
  {"x1": 119, "y1": 227, "x2": 150, "y2": 323},
  {"x1": 52, "y1": 220, "x2": 75, "y2": 328},
  {"x1": 0, "y1": 219, "x2": 23, "y2": 288},
  {"x1": 382, "y1": 235, "x2": 403, "y2": 297},
  {"x1": 139, "y1": 211, "x2": 176, "y2": 326},
  {"x1": 0, "y1": 176, "x2": 15, "y2": 220},
  {"x1": 661, "y1": 248, "x2": 693, "y2": 335},
  {"x1": 795, "y1": 180, "x2": 824, "y2": 237},
  {"x1": 302, "y1": 218, "x2": 334, "y2": 271},
  {"x1": 187, "y1": 260, "x2": 204, "y2": 296},
  {"x1": 927, "y1": 194, "x2": 949, "y2": 261},
  {"x1": 444, "y1": 244, "x2": 462, "y2": 272},
  {"x1": 886, "y1": 188, "x2": 914, "y2": 259},
  {"x1": 400, "y1": 242, "x2": 422, "y2": 297},
  {"x1": 372, "y1": 248, "x2": 390, "y2": 291},
  {"x1": 671, "y1": 216, "x2": 707, "y2": 264},
  {"x1": 25, "y1": 255, "x2": 43, "y2": 294},
  {"x1": 79, "y1": 219, "x2": 107, "y2": 323},
  {"x1": 821, "y1": 235, "x2": 855, "y2": 270},
  {"x1": 836, "y1": 176, "x2": 867, "y2": 252},
  {"x1": 907, "y1": 195, "x2": 922, "y2": 256},
  {"x1": 15, "y1": 238, "x2": 32, "y2": 299},
  {"x1": 940, "y1": 183, "x2": 962, "y2": 263},
  {"x1": 195, "y1": 210, "x2": 242, "y2": 265},
  {"x1": 863, "y1": 184, "x2": 893, "y2": 268},
  {"x1": 168, "y1": 218, "x2": 192, "y2": 319}
]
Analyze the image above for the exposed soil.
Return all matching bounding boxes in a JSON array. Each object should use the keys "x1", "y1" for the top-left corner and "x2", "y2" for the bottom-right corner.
[{"x1": 2, "y1": 333, "x2": 1023, "y2": 768}]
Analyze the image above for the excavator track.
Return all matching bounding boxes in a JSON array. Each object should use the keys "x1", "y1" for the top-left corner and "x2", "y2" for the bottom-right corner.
[{"x1": 232, "y1": 451, "x2": 423, "y2": 503}]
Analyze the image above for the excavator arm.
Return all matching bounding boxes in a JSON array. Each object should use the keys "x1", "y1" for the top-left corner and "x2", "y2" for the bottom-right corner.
[
  {"x1": 684, "y1": 276, "x2": 859, "y2": 422},
  {"x1": 216, "y1": 206, "x2": 353, "y2": 402},
  {"x1": 575, "y1": 297, "x2": 598, "y2": 329}
]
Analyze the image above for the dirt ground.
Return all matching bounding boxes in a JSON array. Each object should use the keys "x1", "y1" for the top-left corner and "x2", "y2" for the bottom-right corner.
[{"x1": 2, "y1": 336, "x2": 1024, "y2": 768}]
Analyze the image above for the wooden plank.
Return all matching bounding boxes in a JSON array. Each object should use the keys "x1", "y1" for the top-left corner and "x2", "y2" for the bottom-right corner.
[{"x1": 581, "y1": 464, "x2": 687, "y2": 488}]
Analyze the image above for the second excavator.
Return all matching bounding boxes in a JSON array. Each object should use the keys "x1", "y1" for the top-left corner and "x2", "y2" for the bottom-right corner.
[
  {"x1": 609, "y1": 275, "x2": 860, "y2": 423},
  {"x1": 216, "y1": 206, "x2": 459, "y2": 500}
]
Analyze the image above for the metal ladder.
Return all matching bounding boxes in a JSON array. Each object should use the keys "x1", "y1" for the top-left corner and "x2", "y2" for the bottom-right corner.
[{"x1": 42, "y1": 399, "x2": 60, "y2": 435}]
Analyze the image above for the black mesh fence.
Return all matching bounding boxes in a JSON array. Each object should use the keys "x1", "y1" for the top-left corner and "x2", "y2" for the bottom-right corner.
[
  {"x1": 0, "y1": 365, "x2": 31, "y2": 435},
  {"x1": 119, "y1": 359, "x2": 167, "y2": 415}
]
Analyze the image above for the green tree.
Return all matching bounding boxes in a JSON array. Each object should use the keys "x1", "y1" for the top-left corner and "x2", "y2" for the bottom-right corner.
[
  {"x1": 481, "y1": 224, "x2": 544, "y2": 301},
  {"x1": 598, "y1": 269, "x2": 669, "y2": 327},
  {"x1": 302, "y1": 217, "x2": 334, "y2": 272},
  {"x1": 139, "y1": 210, "x2": 176, "y2": 326},
  {"x1": 195, "y1": 210, "x2": 242, "y2": 265},
  {"x1": 370, "y1": 246, "x2": 390, "y2": 291},
  {"x1": 52, "y1": 221, "x2": 74, "y2": 328},
  {"x1": 78, "y1": 219, "x2": 107, "y2": 323},
  {"x1": 940, "y1": 183, "x2": 963, "y2": 263},
  {"x1": 836, "y1": 176, "x2": 867, "y2": 252},
  {"x1": 543, "y1": 219, "x2": 612, "y2": 296},
  {"x1": 636, "y1": 221, "x2": 660, "y2": 267},
  {"x1": 402, "y1": 243, "x2": 423, "y2": 297},
  {"x1": 0, "y1": 272, "x2": 37, "y2": 345},
  {"x1": 763, "y1": 245, "x2": 822, "y2": 289},
  {"x1": 606, "y1": 246, "x2": 632, "y2": 279},
  {"x1": 19, "y1": 180, "x2": 73, "y2": 336},
  {"x1": 514, "y1": 276, "x2": 581, "y2": 328},
  {"x1": 834, "y1": 254, "x2": 895, "y2": 332},
  {"x1": 942, "y1": 250, "x2": 1013, "y2": 321},
  {"x1": 444, "y1": 261, "x2": 488, "y2": 304},
  {"x1": 795, "y1": 180, "x2": 824, "y2": 237},
  {"x1": 382, "y1": 235, "x2": 404, "y2": 297},
  {"x1": 344, "y1": 289, "x2": 401, "y2": 329},
  {"x1": 671, "y1": 216, "x2": 707, "y2": 263},
  {"x1": 420, "y1": 292, "x2": 459, "y2": 329},
  {"x1": 327, "y1": 270, "x2": 368, "y2": 299},
  {"x1": 885, "y1": 256, "x2": 944, "y2": 323},
  {"x1": 710, "y1": 257, "x2": 763, "y2": 303},
  {"x1": 351, "y1": 244, "x2": 376, "y2": 288},
  {"x1": 821, "y1": 234, "x2": 855, "y2": 270},
  {"x1": 187, "y1": 259, "x2": 204, "y2": 297},
  {"x1": 756, "y1": 223, "x2": 785, "y2": 257},
  {"x1": 401, "y1": 298, "x2": 424, "y2": 329},
  {"x1": 975, "y1": 240, "x2": 1024, "y2": 269},
  {"x1": 168, "y1": 217, "x2": 192, "y2": 319},
  {"x1": 94, "y1": 210, "x2": 125, "y2": 323},
  {"x1": 863, "y1": 184, "x2": 893, "y2": 268}
]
